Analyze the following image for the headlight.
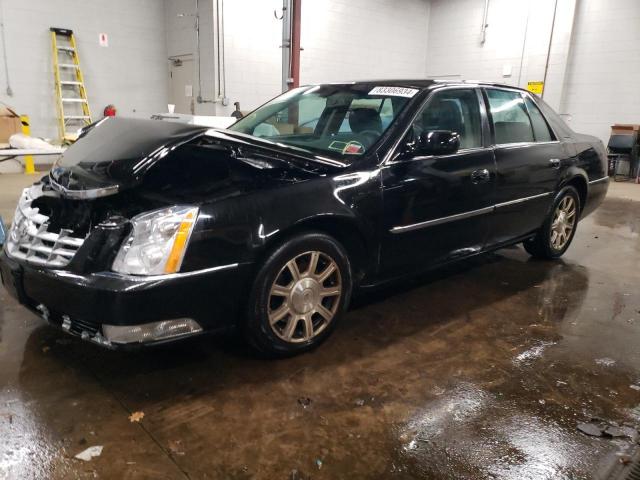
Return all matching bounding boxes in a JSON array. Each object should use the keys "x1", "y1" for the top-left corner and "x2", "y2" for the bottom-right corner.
[{"x1": 112, "y1": 206, "x2": 199, "y2": 275}]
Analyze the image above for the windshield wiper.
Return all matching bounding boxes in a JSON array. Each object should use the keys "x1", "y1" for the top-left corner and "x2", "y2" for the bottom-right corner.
[{"x1": 206, "y1": 129, "x2": 348, "y2": 168}]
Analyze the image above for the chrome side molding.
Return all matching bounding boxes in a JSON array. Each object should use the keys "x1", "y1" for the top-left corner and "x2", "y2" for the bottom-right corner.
[
  {"x1": 391, "y1": 192, "x2": 553, "y2": 234},
  {"x1": 390, "y1": 206, "x2": 494, "y2": 233}
]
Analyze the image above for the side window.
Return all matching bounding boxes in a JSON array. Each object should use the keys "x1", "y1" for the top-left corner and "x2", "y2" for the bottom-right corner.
[
  {"x1": 486, "y1": 89, "x2": 534, "y2": 144},
  {"x1": 524, "y1": 96, "x2": 555, "y2": 142},
  {"x1": 412, "y1": 89, "x2": 482, "y2": 149}
]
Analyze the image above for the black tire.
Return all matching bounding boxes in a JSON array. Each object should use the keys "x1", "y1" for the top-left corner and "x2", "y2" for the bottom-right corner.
[
  {"x1": 244, "y1": 232, "x2": 352, "y2": 357},
  {"x1": 523, "y1": 185, "x2": 581, "y2": 259}
]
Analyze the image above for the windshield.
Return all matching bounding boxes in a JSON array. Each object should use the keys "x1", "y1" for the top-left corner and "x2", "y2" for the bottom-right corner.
[{"x1": 228, "y1": 85, "x2": 417, "y2": 158}]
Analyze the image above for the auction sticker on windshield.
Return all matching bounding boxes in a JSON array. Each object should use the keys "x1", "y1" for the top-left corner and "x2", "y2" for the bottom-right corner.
[{"x1": 369, "y1": 86, "x2": 419, "y2": 98}]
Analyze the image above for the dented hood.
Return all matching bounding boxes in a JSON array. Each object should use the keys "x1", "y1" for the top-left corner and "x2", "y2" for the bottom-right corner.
[
  {"x1": 50, "y1": 117, "x2": 340, "y2": 199},
  {"x1": 50, "y1": 118, "x2": 209, "y2": 198}
]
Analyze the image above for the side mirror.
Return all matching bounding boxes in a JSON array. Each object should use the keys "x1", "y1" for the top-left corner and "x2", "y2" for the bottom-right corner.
[{"x1": 411, "y1": 130, "x2": 460, "y2": 156}]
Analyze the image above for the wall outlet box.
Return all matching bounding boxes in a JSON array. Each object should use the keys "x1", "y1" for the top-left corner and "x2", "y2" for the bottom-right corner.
[{"x1": 502, "y1": 64, "x2": 512, "y2": 77}]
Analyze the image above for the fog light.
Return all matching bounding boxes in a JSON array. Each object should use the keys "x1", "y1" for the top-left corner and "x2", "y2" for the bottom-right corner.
[{"x1": 102, "y1": 319, "x2": 202, "y2": 344}]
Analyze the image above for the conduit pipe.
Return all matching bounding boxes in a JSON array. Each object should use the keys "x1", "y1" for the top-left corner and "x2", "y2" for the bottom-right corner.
[
  {"x1": 541, "y1": 0, "x2": 559, "y2": 99},
  {"x1": 480, "y1": 0, "x2": 489, "y2": 44}
]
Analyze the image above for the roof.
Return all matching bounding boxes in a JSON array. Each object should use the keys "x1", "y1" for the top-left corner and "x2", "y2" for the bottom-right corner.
[{"x1": 315, "y1": 79, "x2": 529, "y2": 92}]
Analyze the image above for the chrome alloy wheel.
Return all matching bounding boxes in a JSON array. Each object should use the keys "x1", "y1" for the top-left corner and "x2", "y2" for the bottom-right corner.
[
  {"x1": 268, "y1": 251, "x2": 342, "y2": 343},
  {"x1": 550, "y1": 196, "x2": 577, "y2": 250}
]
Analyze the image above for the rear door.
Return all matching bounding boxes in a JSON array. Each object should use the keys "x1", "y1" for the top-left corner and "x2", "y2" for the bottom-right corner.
[
  {"x1": 380, "y1": 87, "x2": 496, "y2": 275},
  {"x1": 483, "y1": 87, "x2": 568, "y2": 245}
]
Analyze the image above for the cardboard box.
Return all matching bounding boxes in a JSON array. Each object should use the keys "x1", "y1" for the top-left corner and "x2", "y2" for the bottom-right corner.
[
  {"x1": 0, "y1": 106, "x2": 23, "y2": 145},
  {"x1": 611, "y1": 124, "x2": 640, "y2": 135}
]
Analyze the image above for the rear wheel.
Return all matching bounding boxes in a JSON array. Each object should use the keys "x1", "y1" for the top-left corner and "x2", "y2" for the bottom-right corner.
[
  {"x1": 523, "y1": 186, "x2": 580, "y2": 259},
  {"x1": 245, "y1": 232, "x2": 352, "y2": 356}
]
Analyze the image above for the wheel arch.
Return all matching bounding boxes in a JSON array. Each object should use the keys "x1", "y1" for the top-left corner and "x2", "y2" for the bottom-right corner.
[
  {"x1": 253, "y1": 214, "x2": 375, "y2": 286},
  {"x1": 559, "y1": 170, "x2": 588, "y2": 212}
]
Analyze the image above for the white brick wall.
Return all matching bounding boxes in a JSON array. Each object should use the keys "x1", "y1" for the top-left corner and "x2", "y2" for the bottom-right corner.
[
  {"x1": 166, "y1": 0, "x2": 283, "y2": 116},
  {"x1": 208, "y1": 0, "x2": 432, "y2": 115},
  {"x1": 425, "y1": 0, "x2": 563, "y2": 87},
  {"x1": 0, "y1": 0, "x2": 168, "y2": 140},
  {"x1": 221, "y1": 0, "x2": 282, "y2": 114},
  {"x1": 426, "y1": 0, "x2": 640, "y2": 144},
  {"x1": 560, "y1": 0, "x2": 640, "y2": 143},
  {"x1": 301, "y1": 0, "x2": 431, "y2": 84}
]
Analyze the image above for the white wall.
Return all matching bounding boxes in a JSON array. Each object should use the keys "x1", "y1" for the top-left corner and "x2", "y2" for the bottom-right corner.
[
  {"x1": 425, "y1": 0, "x2": 574, "y2": 99},
  {"x1": 186, "y1": 0, "x2": 432, "y2": 116},
  {"x1": 221, "y1": 0, "x2": 282, "y2": 114},
  {"x1": 165, "y1": 0, "x2": 218, "y2": 115},
  {"x1": 425, "y1": 0, "x2": 640, "y2": 144},
  {"x1": 0, "y1": 0, "x2": 168, "y2": 141},
  {"x1": 300, "y1": 0, "x2": 431, "y2": 84},
  {"x1": 165, "y1": 0, "x2": 282, "y2": 116},
  {"x1": 560, "y1": 0, "x2": 640, "y2": 142}
]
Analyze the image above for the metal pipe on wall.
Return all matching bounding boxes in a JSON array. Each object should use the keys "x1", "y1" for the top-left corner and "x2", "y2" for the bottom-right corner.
[
  {"x1": 280, "y1": 0, "x2": 301, "y2": 91},
  {"x1": 280, "y1": 0, "x2": 291, "y2": 92},
  {"x1": 0, "y1": 0, "x2": 12, "y2": 96},
  {"x1": 289, "y1": 0, "x2": 301, "y2": 89},
  {"x1": 541, "y1": 0, "x2": 559, "y2": 99},
  {"x1": 218, "y1": 0, "x2": 226, "y2": 101},
  {"x1": 195, "y1": 0, "x2": 206, "y2": 103},
  {"x1": 192, "y1": 0, "x2": 226, "y2": 105},
  {"x1": 516, "y1": 0, "x2": 531, "y2": 87},
  {"x1": 480, "y1": 0, "x2": 489, "y2": 44}
]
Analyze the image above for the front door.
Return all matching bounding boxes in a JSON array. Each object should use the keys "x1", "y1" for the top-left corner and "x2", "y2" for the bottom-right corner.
[
  {"x1": 380, "y1": 87, "x2": 496, "y2": 276},
  {"x1": 482, "y1": 88, "x2": 568, "y2": 245}
]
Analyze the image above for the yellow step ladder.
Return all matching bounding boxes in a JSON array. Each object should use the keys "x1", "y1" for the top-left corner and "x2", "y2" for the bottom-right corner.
[{"x1": 50, "y1": 27, "x2": 92, "y2": 144}]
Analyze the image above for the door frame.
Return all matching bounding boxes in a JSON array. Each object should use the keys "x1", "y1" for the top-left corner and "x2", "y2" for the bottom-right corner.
[
  {"x1": 377, "y1": 86, "x2": 498, "y2": 275},
  {"x1": 480, "y1": 86, "x2": 568, "y2": 246},
  {"x1": 382, "y1": 86, "x2": 494, "y2": 166}
]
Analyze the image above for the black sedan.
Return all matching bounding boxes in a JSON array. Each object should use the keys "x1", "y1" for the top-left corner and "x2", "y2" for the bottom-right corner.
[{"x1": 0, "y1": 80, "x2": 608, "y2": 355}]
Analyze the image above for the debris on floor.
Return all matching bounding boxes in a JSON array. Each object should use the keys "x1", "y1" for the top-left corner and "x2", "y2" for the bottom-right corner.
[
  {"x1": 577, "y1": 419, "x2": 639, "y2": 441},
  {"x1": 297, "y1": 397, "x2": 312, "y2": 408},
  {"x1": 168, "y1": 440, "x2": 185, "y2": 456},
  {"x1": 595, "y1": 357, "x2": 617, "y2": 367},
  {"x1": 74, "y1": 445, "x2": 103, "y2": 462},
  {"x1": 128, "y1": 411, "x2": 145, "y2": 423},
  {"x1": 578, "y1": 421, "x2": 609, "y2": 437}
]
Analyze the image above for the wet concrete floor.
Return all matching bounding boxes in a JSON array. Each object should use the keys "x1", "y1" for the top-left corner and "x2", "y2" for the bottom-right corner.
[{"x1": 1, "y1": 184, "x2": 640, "y2": 479}]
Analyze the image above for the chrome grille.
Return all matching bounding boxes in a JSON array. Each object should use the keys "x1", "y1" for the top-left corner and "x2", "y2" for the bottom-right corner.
[{"x1": 4, "y1": 186, "x2": 86, "y2": 268}]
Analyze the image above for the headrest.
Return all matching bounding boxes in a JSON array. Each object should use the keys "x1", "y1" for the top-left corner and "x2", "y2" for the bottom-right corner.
[{"x1": 349, "y1": 108, "x2": 382, "y2": 133}]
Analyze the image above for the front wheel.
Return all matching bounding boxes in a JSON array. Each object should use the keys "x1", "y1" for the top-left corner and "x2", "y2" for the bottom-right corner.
[
  {"x1": 244, "y1": 232, "x2": 352, "y2": 357},
  {"x1": 523, "y1": 186, "x2": 580, "y2": 259}
]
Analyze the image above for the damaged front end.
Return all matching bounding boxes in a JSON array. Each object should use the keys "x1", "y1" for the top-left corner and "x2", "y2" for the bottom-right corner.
[
  {"x1": 0, "y1": 118, "x2": 267, "y2": 348},
  {"x1": 1, "y1": 177, "x2": 215, "y2": 348},
  {"x1": 2, "y1": 179, "x2": 149, "y2": 348}
]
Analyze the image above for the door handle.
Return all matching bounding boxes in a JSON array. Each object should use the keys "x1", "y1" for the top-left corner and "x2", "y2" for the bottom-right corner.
[
  {"x1": 471, "y1": 168, "x2": 490, "y2": 184},
  {"x1": 549, "y1": 158, "x2": 561, "y2": 169}
]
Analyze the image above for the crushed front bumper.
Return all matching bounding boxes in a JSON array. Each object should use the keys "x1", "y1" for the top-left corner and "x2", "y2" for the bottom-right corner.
[{"x1": 0, "y1": 250, "x2": 249, "y2": 348}]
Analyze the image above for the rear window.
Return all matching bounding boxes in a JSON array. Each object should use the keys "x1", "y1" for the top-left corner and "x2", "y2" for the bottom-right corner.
[
  {"x1": 486, "y1": 89, "x2": 534, "y2": 144},
  {"x1": 524, "y1": 96, "x2": 555, "y2": 142}
]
